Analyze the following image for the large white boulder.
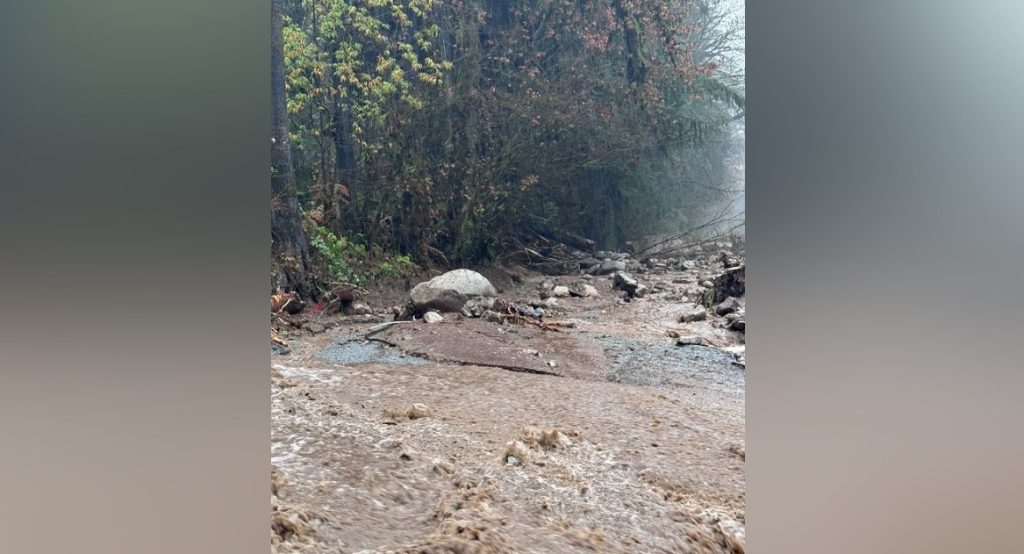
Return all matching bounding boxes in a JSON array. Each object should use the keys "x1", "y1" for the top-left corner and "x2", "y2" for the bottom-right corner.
[{"x1": 409, "y1": 269, "x2": 498, "y2": 313}]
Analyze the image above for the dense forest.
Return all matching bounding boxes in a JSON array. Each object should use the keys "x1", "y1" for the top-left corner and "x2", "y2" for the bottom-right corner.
[{"x1": 271, "y1": 0, "x2": 744, "y2": 297}]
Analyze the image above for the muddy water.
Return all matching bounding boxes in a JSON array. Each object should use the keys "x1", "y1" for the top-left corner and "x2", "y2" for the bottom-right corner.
[{"x1": 272, "y1": 268, "x2": 745, "y2": 553}]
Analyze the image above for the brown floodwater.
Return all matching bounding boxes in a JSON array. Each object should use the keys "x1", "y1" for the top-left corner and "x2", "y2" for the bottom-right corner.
[{"x1": 272, "y1": 265, "x2": 745, "y2": 553}]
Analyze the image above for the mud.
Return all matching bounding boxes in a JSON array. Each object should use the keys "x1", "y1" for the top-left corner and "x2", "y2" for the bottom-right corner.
[{"x1": 272, "y1": 263, "x2": 745, "y2": 553}]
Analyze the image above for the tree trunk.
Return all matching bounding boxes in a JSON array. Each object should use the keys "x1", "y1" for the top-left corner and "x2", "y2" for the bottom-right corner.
[
  {"x1": 614, "y1": 0, "x2": 647, "y2": 84},
  {"x1": 272, "y1": 0, "x2": 311, "y2": 296},
  {"x1": 332, "y1": 67, "x2": 356, "y2": 233}
]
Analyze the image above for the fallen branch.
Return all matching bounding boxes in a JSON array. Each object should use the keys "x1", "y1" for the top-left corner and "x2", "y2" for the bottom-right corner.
[{"x1": 364, "y1": 320, "x2": 412, "y2": 338}]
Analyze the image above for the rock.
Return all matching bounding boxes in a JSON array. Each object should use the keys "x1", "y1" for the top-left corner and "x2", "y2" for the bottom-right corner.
[
  {"x1": 482, "y1": 310, "x2": 505, "y2": 324},
  {"x1": 542, "y1": 297, "x2": 559, "y2": 308},
  {"x1": 701, "y1": 280, "x2": 714, "y2": 288},
  {"x1": 675, "y1": 335, "x2": 707, "y2": 346},
  {"x1": 714, "y1": 297, "x2": 741, "y2": 316},
  {"x1": 612, "y1": 271, "x2": 648, "y2": 298},
  {"x1": 680, "y1": 305, "x2": 708, "y2": 322},
  {"x1": 552, "y1": 285, "x2": 571, "y2": 298},
  {"x1": 540, "y1": 280, "x2": 555, "y2": 290},
  {"x1": 511, "y1": 302, "x2": 543, "y2": 319},
  {"x1": 392, "y1": 304, "x2": 415, "y2": 321},
  {"x1": 729, "y1": 319, "x2": 746, "y2": 332},
  {"x1": 423, "y1": 311, "x2": 444, "y2": 324},
  {"x1": 569, "y1": 283, "x2": 598, "y2": 297},
  {"x1": 612, "y1": 270, "x2": 638, "y2": 290},
  {"x1": 666, "y1": 330, "x2": 681, "y2": 338},
  {"x1": 579, "y1": 256, "x2": 601, "y2": 268},
  {"x1": 680, "y1": 259, "x2": 696, "y2": 270},
  {"x1": 349, "y1": 301, "x2": 372, "y2": 315},
  {"x1": 410, "y1": 269, "x2": 498, "y2": 313},
  {"x1": 713, "y1": 265, "x2": 745, "y2": 303},
  {"x1": 591, "y1": 259, "x2": 626, "y2": 275},
  {"x1": 460, "y1": 297, "x2": 494, "y2": 318},
  {"x1": 376, "y1": 437, "x2": 401, "y2": 449},
  {"x1": 547, "y1": 360, "x2": 558, "y2": 368},
  {"x1": 408, "y1": 403, "x2": 432, "y2": 419},
  {"x1": 581, "y1": 274, "x2": 594, "y2": 281}
]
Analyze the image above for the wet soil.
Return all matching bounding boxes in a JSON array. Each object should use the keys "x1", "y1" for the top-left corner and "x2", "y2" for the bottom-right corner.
[{"x1": 272, "y1": 265, "x2": 745, "y2": 553}]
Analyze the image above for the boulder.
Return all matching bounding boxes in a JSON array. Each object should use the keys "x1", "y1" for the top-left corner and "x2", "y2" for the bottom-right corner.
[
  {"x1": 714, "y1": 297, "x2": 741, "y2": 316},
  {"x1": 680, "y1": 305, "x2": 708, "y2": 323},
  {"x1": 612, "y1": 271, "x2": 648, "y2": 298},
  {"x1": 410, "y1": 269, "x2": 498, "y2": 313},
  {"x1": 590, "y1": 260, "x2": 626, "y2": 275},
  {"x1": 612, "y1": 271, "x2": 638, "y2": 290},
  {"x1": 712, "y1": 265, "x2": 745, "y2": 303}
]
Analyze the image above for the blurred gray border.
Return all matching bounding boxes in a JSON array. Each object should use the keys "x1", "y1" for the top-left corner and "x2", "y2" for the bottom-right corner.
[{"x1": 1, "y1": 1, "x2": 1021, "y2": 552}]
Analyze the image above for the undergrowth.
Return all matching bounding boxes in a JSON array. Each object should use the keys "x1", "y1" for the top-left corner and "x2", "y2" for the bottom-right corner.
[{"x1": 308, "y1": 225, "x2": 417, "y2": 287}]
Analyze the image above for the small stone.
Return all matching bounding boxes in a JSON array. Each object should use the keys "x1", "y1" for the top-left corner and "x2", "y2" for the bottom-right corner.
[
  {"x1": 675, "y1": 335, "x2": 707, "y2": 346},
  {"x1": 666, "y1": 330, "x2": 681, "y2": 338},
  {"x1": 701, "y1": 280, "x2": 714, "y2": 288},
  {"x1": 377, "y1": 437, "x2": 401, "y2": 449},
  {"x1": 547, "y1": 360, "x2": 558, "y2": 368},
  {"x1": 729, "y1": 319, "x2": 746, "y2": 332},
  {"x1": 569, "y1": 283, "x2": 598, "y2": 297},
  {"x1": 423, "y1": 311, "x2": 443, "y2": 324},
  {"x1": 552, "y1": 285, "x2": 571, "y2": 298}
]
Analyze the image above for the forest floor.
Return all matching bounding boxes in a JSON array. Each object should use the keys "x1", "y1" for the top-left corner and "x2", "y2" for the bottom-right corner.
[{"x1": 271, "y1": 259, "x2": 746, "y2": 553}]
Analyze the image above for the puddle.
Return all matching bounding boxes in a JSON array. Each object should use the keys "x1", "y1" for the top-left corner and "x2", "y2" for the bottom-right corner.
[{"x1": 315, "y1": 334, "x2": 428, "y2": 366}]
